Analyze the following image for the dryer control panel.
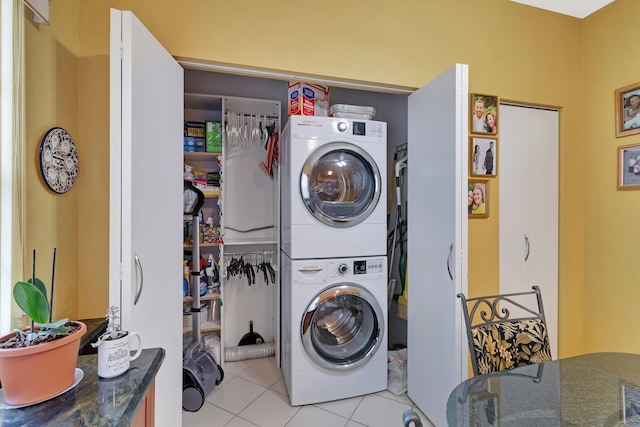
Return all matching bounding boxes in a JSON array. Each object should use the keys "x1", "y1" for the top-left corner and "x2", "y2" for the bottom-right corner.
[
  {"x1": 337, "y1": 120, "x2": 385, "y2": 140},
  {"x1": 347, "y1": 121, "x2": 385, "y2": 139},
  {"x1": 289, "y1": 116, "x2": 386, "y2": 144}
]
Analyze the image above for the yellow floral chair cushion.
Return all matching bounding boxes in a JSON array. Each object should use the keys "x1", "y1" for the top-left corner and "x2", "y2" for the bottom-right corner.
[{"x1": 471, "y1": 319, "x2": 551, "y2": 375}]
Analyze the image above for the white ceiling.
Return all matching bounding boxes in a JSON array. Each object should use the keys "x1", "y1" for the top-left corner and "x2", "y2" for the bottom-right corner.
[{"x1": 511, "y1": 0, "x2": 616, "y2": 18}]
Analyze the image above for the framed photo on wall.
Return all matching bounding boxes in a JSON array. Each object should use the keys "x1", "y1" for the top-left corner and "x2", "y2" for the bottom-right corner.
[
  {"x1": 615, "y1": 82, "x2": 640, "y2": 137},
  {"x1": 468, "y1": 179, "x2": 489, "y2": 218},
  {"x1": 470, "y1": 93, "x2": 499, "y2": 136},
  {"x1": 618, "y1": 143, "x2": 640, "y2": 190},
  {"x1": 470, "y1": 137, "x2": 497, "y2": 177}
]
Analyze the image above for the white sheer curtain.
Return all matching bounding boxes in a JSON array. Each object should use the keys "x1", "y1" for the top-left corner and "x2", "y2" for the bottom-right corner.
[{"x1": 0, "y1": 0, "x2": 25, "y2": 336}]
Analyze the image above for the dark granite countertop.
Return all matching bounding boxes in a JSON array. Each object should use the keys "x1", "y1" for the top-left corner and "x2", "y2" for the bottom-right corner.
[{"x1": 0, "y1": 347, "x2": 165, "y2": 427}]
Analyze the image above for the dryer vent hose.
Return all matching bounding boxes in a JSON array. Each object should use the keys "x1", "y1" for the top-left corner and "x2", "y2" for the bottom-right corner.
[{"x1": 225, "y1": 341, "x2": 275, "y2": 362}]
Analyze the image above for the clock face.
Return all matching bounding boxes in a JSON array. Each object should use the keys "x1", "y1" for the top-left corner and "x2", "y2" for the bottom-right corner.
[{"x1": 39, "y1": 127, "x2": 79, "y2": 194}]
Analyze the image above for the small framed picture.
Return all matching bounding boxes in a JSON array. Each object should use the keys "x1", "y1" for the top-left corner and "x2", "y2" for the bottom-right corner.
[
  {"x1": 620, "y1": 380, "x2": 640, "y2": 424},
  {"x1": 615, "y1": 82, "x2": 640, "y2": 137},
  {"x1": 470, "y1": 93, "x2": 499, "y2": 136},
  {"x1": 618, "y1": 143, "x2": 640, "y2": 190},
  {"x1": 468, "y1": 179, "x2": 489, "y2": 218},
  {"x1": 470, "y1": 137, "x2": 497, "y2": 177}
]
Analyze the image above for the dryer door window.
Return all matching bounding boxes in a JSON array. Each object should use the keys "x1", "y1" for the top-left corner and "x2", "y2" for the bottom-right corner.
[
  {"x1": 300, "y1": 142, "x2": 381, "y2": 228},
  {"x1": 301, "y1": 284, "x2": 384, "y2": 371}
]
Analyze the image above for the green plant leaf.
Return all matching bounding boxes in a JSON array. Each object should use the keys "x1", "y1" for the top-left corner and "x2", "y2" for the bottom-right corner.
[
  {"x1": 27, "y1": 277, "x2": 48, "y2": 301},
  {"x1": 36, "y1": 318, "x2": 68, "y2": 329},
  {"x1": 13, "y1": 281, "x2": 49, "y2": 323},
  {"x1": 34, "y1": 318, "x2": 69, "y2": 336},
  {"x1": 37, "y1": 325, "x2": 70, "y2": 335}
]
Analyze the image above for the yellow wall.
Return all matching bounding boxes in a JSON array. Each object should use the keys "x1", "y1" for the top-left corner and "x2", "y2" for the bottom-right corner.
[
  {"x1": 581, "y1": 0, "x2": 640, "y2": 353},
  {"x1": 26, "y1": 0, "x2": 610, "y2": 357},
  {"x1": 24, "y1": 0, "x2": 80, "y2": 321}
]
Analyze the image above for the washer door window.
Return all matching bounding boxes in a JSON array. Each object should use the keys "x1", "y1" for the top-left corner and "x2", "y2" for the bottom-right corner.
[
  {"x1": 301, "y1": 284, "x2": 383, "y2": 371},
  {"x1": 300, "y1": 142, "x2": 381, "y2": 228}
]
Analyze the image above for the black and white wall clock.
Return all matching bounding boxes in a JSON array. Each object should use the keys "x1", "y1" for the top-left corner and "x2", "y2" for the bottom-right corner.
[{"x1": 39, "y1": 127, "x2": 79, "y2": 194}]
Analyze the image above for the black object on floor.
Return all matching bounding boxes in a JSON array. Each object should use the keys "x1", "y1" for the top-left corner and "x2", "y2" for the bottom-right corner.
[{"x1": 238, "y1": 320, "x2": 264, "y2": 346}]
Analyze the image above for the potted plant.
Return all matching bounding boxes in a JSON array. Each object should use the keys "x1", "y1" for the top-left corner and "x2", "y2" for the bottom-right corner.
[{"x1": 0, "y1": 249, "x2": 86, "y2": 406}]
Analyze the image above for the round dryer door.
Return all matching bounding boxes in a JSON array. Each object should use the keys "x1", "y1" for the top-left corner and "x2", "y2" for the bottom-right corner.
[
  {"x1": 300, "y1": 142, "x2": 381, "y2": 228},
  {"x1": 300, "y1": 284, "x2": 384, "y2": 371}
]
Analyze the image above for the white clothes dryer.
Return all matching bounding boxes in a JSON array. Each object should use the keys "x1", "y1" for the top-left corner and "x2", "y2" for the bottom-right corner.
[
  {"x1": 281, "y1": 253, "x2": 388, "y2": 406},
  {"x1": 281, "y1": 116, "x2": 387, "y2": 259}
]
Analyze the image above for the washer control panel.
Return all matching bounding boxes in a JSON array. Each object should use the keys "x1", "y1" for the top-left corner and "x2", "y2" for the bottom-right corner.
[{"x1": 328, "y1": 257, "x2": 385, "y2": 279}]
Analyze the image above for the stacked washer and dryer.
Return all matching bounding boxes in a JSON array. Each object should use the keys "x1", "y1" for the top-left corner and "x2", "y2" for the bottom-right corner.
[{"x1": 280, "y1": 115, "x2": 388, "y2": 406}]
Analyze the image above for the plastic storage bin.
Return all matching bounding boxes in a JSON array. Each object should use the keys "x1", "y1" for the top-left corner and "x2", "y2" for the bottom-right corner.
[{"x1": 329, "y1": 104, "x2": 376, "y2": 120}]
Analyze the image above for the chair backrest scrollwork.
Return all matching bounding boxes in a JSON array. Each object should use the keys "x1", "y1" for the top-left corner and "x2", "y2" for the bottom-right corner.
[{"x1": 457, "y1": 286, "x2": 552, "y2": 376}]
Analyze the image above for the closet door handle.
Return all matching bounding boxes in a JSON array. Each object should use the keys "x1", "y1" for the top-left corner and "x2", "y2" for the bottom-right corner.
[
  {"x1": 134, "y1": 254, "x2": 144, "y2": 305},
  {"x1": 447, "y1": 243, "x2": 454, "y2": 281},
  {"x1": 524, "y1": 235, "x2": 530, "y2": 262}
]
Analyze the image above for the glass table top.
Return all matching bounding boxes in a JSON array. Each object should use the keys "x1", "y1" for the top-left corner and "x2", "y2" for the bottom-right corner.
[{"x1": 446, "y1": 352, "x2": 640, "y2": 426}]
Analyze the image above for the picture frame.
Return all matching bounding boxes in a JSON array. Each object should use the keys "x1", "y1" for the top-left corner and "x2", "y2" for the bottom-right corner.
[
  {"x1": 470, "y1": 137, "x2": 497, "y2": 177},
  {"x1": 468, "y1": 179, "x2": 489, "y2": 218},
  {"x1": 470, "y1": 93, "x2": 499, "y2": 136},
  {"x1": 615, "y1": 82, "x2": 640, "y2": 138},
  {"x1": 618, "y1": 143, "x2": 640, "y2": 190},
  {"x1": 620, "y1": 380, "x2": 640, "y2": 424}
]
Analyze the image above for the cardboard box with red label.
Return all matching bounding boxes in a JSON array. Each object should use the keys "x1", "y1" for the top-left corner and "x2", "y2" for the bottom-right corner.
[{"x1": 288, "y1": 81, "x2": 329, "y2": 116}]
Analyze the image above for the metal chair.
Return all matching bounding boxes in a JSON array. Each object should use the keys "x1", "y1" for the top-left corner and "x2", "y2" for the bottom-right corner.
[{"x1": 457, "y1": 286, "x2": 552, "y2": 376}]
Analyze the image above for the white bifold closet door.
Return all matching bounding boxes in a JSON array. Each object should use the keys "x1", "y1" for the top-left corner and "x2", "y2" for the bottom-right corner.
[
  {"x1": 110, "y1": 9, "x2": 184, "y2": 426},
  {"x1": 499, "y1": 104, "x2": 559, "y2": 360},
  {"x1": 407, "y1": 64, "x2": 469, "y2": 427}
]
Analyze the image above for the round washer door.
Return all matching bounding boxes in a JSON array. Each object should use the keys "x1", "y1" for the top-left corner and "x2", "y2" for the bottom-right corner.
[
  {"x1": 300, "y1": 283, "x2": 384, "y2": 371},
  {"x1": 300, "y1": 142, "x2": 381, "y2": 228}
]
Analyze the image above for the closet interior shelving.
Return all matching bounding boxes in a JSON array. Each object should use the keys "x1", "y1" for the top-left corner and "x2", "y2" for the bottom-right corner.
[{"x1": 183, "y1": 92, "x2": 281, "y2": 365}]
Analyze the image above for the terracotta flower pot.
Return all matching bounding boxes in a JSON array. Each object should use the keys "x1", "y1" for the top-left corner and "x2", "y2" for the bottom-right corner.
[{"x1": 0, "y1": 321, "x2": 86, "y2": 406}]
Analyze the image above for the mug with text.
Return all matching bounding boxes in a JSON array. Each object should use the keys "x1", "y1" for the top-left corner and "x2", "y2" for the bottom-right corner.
[{"x1": 97, "y1": 331, "x2": 142, "y2": 378}]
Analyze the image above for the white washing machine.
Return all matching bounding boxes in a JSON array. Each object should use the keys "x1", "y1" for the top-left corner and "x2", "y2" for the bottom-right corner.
[
  {"x1": 281, "y1": 115, "x2": 387, "y2": 259},
  {"x1": 281, "y1": 253, "x2": 388, "y2": 406}
]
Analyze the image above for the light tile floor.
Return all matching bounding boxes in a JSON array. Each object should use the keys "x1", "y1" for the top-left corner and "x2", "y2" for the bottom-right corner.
[{"x1": 182, "y1": 356, "x2": 434, "y2": 427}]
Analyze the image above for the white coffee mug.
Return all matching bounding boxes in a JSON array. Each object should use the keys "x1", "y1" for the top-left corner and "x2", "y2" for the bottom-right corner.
[{"x1": 97, "y1": 331, "x2": 142, "y2": 378}]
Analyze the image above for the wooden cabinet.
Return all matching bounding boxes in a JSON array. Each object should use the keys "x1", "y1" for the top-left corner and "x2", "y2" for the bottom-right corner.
[{"x1": 131, "y1": 381, "x2": 156, "y2": 427}]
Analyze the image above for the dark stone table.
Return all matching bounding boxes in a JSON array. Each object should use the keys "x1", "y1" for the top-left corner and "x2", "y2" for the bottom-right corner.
[
  {"x1": 0, "y1": 347, "x2": 164, "y2": 426},
  {"x1": 447, "y1": 352, "x2": 640, "y2": 426}
]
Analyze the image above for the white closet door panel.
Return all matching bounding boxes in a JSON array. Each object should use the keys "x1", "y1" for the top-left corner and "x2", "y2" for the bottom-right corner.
[
  {"x1": 500, "y1": 105, "x2": 558, "y2": 360},
  {"x1": 524, "y1": 108, "x2": 558, "y2": 358},
  {"x1": 407, "y1": 64, "x2": 468, "y2": 427},
  {"x1": 110, "y1": 9, "x2": 183, "y2": 425},
  {"x1": 499, "y1": 107, "x2": 529, "y2": 284}
]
